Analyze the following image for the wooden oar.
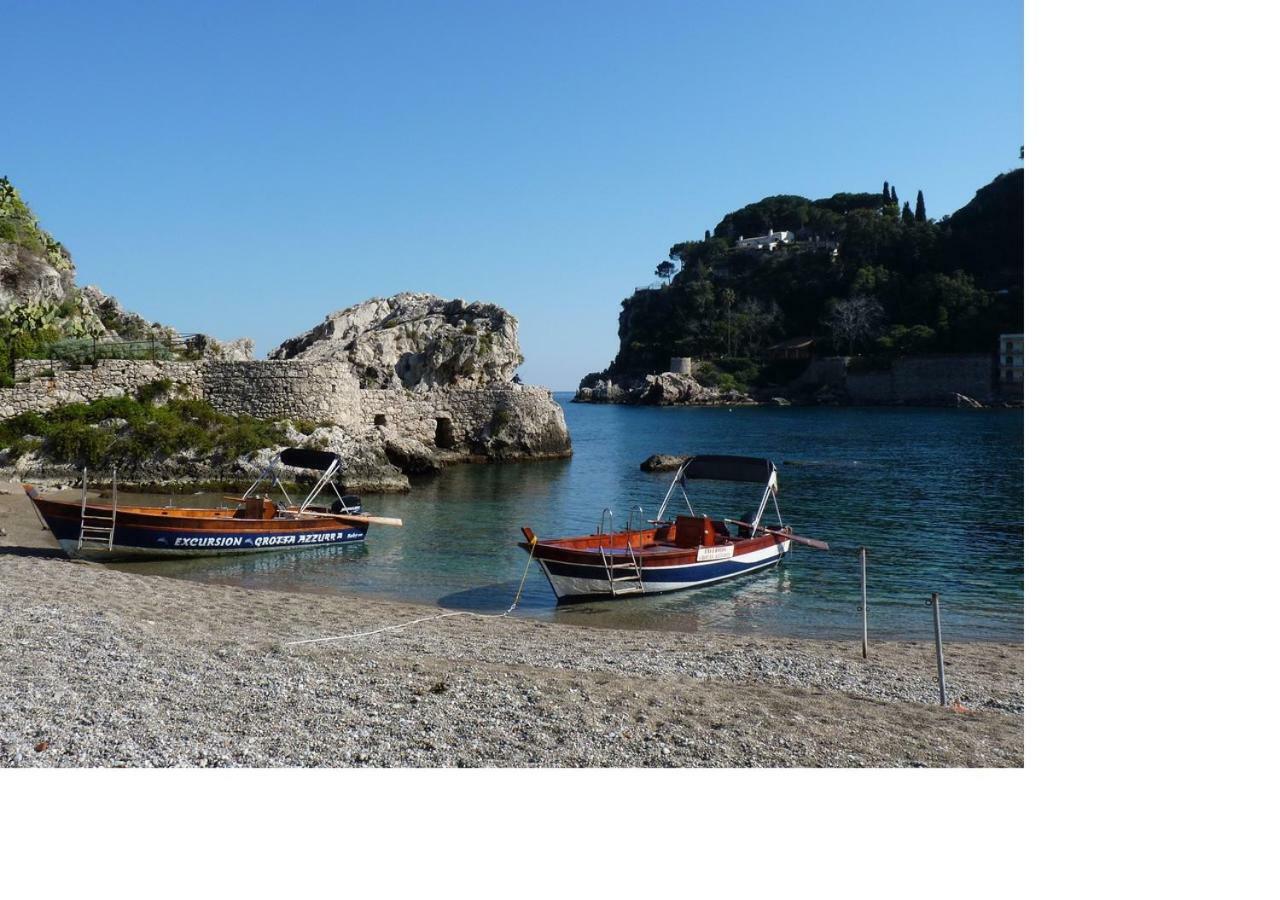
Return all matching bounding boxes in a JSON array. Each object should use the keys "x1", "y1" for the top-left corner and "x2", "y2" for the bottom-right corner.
[
  {"x1": 723, "y1": 519, "x2": 829, "y2": 550},
  {"x1": 295, "y1": 510, "x2": 404, "y2": 527},
  {"x1": 223, "y1": 496, "x2": 402, "y2": 527}
]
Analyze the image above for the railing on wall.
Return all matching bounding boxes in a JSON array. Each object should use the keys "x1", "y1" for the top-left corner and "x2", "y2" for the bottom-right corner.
[{"x1": 47, "y1": 333, "x2": 203, "y2": 366}]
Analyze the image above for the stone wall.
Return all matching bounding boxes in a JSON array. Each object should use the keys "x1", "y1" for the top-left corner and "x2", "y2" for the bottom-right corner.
[
  {"x1": 1, "y1": 357, "x2": 571, "y2": 470},
  {"x1": 200, "y1": 359, "x2": 362, "y2": 427},
  {"x1": 792, "y1": 353, "x2": 1000, "y2": 404},
  {"x1": 3, "y1": 359, "x2": 205, "y2": 417},
  {"x1": 845, "y1": 354, "x2": 997, "y2": 404}
]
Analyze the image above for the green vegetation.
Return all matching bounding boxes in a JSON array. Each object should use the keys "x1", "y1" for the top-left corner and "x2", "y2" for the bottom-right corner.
[
  {"x1": 136, "y1": 378, "x2": 174, "y2": 404},
  {"x1": 0, "y1": 177, "x2": 72, "y2": 270},
  {"x1": 0, "y1": 390, "x2": 286, "y2": 468},
  {"x1": 590, "y1": 169, "x2": 1023, "y2": 387}
]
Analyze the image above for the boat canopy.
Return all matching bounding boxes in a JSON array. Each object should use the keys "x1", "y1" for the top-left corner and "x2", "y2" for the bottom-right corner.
[
  {"x1": 279, "y1": 448, "x2": 341, "y2": 472},
  {"x1": 681, "y1": 455, "x2": 776, "y2": 484}
]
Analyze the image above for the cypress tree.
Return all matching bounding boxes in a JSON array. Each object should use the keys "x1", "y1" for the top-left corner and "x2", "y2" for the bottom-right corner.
[
  {"x1": 890, "y1": 185, "x2": 898, "y2": 204},
  {"x1": 915, "y1": 190, "x2": 926, "y2": 222},
  {"x1": 902, "y1": 201, "x2": 912, "y2": 222},
  {"x1": 704, "y1": 229, "x2": 711, "y2": 242},
  {"x1": 882, "y1": 181, "x2": 891, "y2": 204}
]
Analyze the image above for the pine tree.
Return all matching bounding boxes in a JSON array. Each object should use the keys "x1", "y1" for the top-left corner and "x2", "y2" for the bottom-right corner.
[
  {"x1": 902, "y1": 201, "x2": 912, "y2": 222},
  {"x1": 915, "y1": 190, "x2": 926, "y2": 222},
  {"x1": 882, "y1": 181, "x2": 891, "y2": 204}
]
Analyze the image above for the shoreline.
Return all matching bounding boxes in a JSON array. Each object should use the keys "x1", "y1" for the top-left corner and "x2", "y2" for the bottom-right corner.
[
  {"x1": 3, "y1": 486, "x2": 1021, "y2": 645},
  {"x1": 1, "y1": 489, "x2": 1022, "y2": 767}
]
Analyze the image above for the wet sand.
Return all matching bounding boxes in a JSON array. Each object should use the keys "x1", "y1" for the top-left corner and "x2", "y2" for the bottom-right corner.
[{"x1": 1, "y1": 487, "x2": 1022, "y2": 766}]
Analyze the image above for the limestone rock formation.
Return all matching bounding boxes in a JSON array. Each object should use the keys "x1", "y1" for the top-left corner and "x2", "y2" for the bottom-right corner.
[
  {"x1": 0, "y1": 242, "x2": 75, "y2": 309},
  {"x1": 270, "y1": 292, "x2": 523, "y2": 390},
  {"x1": 575, "y1": 378, "x2": 631, "y2": 403},
  {"x1": 268, "y1": 292, "x2": 571, "y2": 479},
  {"x1": 575, "y1": 372, "x2": 755, "y2": 406}
]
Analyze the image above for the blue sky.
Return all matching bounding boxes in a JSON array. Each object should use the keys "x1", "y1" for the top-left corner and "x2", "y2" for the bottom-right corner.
[{"x1": 5, "y1": 0, "x2": 1022, "y2": 389}]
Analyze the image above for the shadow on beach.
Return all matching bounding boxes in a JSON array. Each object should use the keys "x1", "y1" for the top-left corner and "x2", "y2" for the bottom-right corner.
[{"x1": 0, "y1": 544, "x2": 65, "y2": 560}]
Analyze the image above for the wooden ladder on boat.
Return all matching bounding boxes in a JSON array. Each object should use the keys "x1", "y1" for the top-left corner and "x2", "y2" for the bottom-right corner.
[
  {"x1": 78, "y1": 466, "x2": 118, "y2": 552},
  {"x1": 599, "y1": 506, "x2": 645, "y2": 597}
]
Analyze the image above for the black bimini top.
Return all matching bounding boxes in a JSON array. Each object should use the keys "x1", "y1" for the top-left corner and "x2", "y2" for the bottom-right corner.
[
  {"x1": 680, "y1": 455, "x2": 776, "y2": 484},
  {"x1": 279, "y1": 447, "x2": 341, "y2": 472}
]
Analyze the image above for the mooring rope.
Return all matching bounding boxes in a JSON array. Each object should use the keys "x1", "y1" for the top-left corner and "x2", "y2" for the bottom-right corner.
[{"x1": 283, "y1": 538, "x2": 539, "y2": 647}]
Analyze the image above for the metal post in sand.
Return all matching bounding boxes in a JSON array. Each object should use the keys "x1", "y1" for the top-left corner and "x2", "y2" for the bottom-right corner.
[
  {"x1": 927, "y1": 592, "x2": 946, "y2": 706},
  {"x1": 859, "y1": 546, "x2": 869, "y2": 658}
]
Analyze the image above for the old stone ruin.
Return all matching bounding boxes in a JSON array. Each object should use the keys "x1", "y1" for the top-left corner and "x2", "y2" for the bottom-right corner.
[{"x1": 1, "y1": 293, "x2": 571, "y2": 490}]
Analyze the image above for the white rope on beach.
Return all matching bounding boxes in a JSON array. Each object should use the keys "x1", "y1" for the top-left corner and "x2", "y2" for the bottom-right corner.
[{"x1": 283, "y1": 538, "x2": 539, "y2": 647}]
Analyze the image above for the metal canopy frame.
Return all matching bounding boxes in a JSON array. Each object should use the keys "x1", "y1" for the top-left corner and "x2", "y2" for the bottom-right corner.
[
  {"x1": 654, "y1": 456, "x2": 782, "y2": 537},
  {"x1": 239, "y1": 449, "x2": 357, "y2": 516}
]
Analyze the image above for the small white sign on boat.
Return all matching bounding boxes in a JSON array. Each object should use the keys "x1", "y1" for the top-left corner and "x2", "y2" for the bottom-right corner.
[{"x1": 696, "y1": 545, "x2": 735, "y2": 562}]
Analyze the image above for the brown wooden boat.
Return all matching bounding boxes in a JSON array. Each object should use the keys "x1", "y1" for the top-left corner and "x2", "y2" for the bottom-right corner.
[
  {"x1": 24, "y1": 448, "x2": 401, "y2": 560},
  {"x1": 520, "y1": 455, "x2": 825, "y2": 601}
]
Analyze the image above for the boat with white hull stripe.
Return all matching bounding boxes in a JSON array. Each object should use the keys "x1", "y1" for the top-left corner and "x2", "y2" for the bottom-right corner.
[{"x1": 520, "y1": 455, "x2": 820, "y2": 602}]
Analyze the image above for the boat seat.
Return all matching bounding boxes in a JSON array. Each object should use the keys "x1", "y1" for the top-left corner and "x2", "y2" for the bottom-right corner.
[
  {"x1": 235, "y1": 497, "x2": 278, "y2": 520},
  {"x1": 673, "y1": 515, "x2": 717, "y2": 548}
]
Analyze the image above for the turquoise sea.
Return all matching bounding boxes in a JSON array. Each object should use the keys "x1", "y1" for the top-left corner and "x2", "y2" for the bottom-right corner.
[{"x1": 123, "y1": 395, "x2": 1024, "y2": 641}]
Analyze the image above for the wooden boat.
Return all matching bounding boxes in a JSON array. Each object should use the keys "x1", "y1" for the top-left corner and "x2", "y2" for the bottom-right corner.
[
  {"x1": 520, "y1": 455, "x2": 825, "y2": 601},
  {"x1": 24, "y1": 448, "x2": 402, "y2": 561}
]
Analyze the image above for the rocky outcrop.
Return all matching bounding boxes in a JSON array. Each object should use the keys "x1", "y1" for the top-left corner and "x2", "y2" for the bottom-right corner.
[
  {"x1": 268, "y1": 293, "x2": 571, "y2": 477},
  {"x1": 640, "y1": 454, "x2": 690, "y2": 472},
  {"x1": 1, "y1": 353, "x2": 572, "y2": 491},
  {"x1": 0, "y1": 242, "x2": 75, "y2": 309},
  {"x1": 575, "y1": 372, "x2": 755, "y2": 406},
  {"x1": 575, "y1": 377, "x2": 631, "y2": 403},
  {"x1": 270, "y1": 292, "x2": 522, "y2": 390}
]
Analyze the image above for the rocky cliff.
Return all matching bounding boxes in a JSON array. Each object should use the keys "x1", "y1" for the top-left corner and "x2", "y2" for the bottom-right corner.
[
  {"x1": 270, "y1": 292, "x2": 522, "y2": 390},
  {"x1": 268, "y1": 292, "x2": 571, "y2": 481}
]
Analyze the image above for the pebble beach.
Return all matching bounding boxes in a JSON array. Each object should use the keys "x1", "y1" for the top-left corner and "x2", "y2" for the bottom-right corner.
[{"x1": 1, "y1": 489, "x2": 1023, "y2": 767}]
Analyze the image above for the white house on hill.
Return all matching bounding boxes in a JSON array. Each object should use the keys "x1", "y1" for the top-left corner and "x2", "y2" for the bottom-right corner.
[{"x1": 736, "y1": 230, "x2": 794, "y2": 251}]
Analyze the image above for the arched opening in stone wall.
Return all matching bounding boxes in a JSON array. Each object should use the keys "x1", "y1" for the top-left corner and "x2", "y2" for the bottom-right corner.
[
  {"x1": 434, "y1": 417, "x2": 455, "y2": 450},
  {"x1": 373, "y1": 413, "x2": 387, "y2": 427}
]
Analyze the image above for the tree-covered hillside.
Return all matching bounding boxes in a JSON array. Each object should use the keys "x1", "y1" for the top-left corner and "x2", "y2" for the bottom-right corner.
[{"x1": 585, "y1": 169, "x2": 1023, "y2": 388}]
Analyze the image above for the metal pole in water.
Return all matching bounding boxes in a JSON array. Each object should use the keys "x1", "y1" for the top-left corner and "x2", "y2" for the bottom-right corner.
[
  {"x1": 859, "y1": 546, "x2": 869, "y2": 659},
  {"x1": 927, "y1": 592, "x2": 946, "y2": 706}
]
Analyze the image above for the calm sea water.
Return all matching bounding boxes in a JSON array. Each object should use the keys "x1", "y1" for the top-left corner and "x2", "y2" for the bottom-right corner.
[{"x1": 119, "y1": 395, "x2": 1023, "y2": 641}]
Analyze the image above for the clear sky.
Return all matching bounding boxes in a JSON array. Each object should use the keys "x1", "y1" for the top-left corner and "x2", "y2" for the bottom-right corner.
[{"x1": 4, "y1": 0, "x2": 1022, "y2": 389}]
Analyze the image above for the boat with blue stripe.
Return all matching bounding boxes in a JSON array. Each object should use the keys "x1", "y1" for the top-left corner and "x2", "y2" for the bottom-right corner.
[
  {"x1": 519, "y1": 455, "x2": 827, "y2": 601},
  {"x1": 24, "y1": 447, "x2": 402, "y2": 561}
]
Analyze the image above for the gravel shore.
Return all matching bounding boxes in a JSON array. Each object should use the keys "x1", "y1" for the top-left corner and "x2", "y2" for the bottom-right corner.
[{"x1": 2, "y1": 490, "x2": 1022, "y2": 767}]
